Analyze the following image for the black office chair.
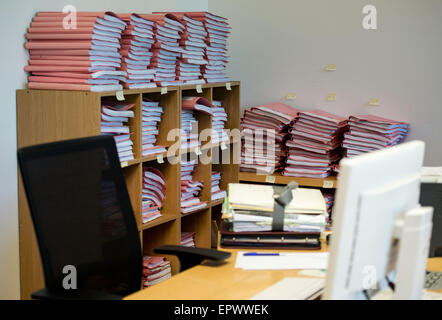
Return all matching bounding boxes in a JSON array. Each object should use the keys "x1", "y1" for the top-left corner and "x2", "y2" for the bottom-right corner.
[{"x1": 18, "y1": 136, "x2": 230, "y2": 300}]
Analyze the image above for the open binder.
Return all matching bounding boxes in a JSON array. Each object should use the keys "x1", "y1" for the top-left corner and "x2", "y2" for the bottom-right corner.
[{"x1": 220, "y1": 182, "x2": 322, "y2": 250}]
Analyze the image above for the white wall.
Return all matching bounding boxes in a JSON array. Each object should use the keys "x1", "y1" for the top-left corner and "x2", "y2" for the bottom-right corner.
[
  {"x1": 0, "y1": 0, "x2": 208, "y2": 300},
  {"x1": 210, "y1": 0, "x2": 442, "y2": 165}
]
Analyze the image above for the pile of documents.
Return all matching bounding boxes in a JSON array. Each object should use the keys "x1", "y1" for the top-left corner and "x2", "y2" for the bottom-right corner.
[
  {"x1": 211, "y1": 171, "x2": 226, "y2": 201},
  {"x1": 118, "y1": 14, "x2": 156, "y2": 89},
  {"x1": 180, "y1": 159, "x2": 207, "y2": 214},
  {"x1": 211, "y1": 100, "x2": 229, "y2": 144},
  {"x1": 100, "y1": 101, "x2": 135, "y2": 162},
  {"x1": 180, "y1": 232, "x2": 196, "y2": 247},
  {"x1": 168, "y1": 13, "x2": 208, "y2": 85},
  {"x1": 142, "y1": 256, "x2": 171, "y2": 288},
  {"x1": 343, "y1": 115, "x2": 409, "y2": 157},
  {"x1": 24, "y1": 11, "x2": 126, "y2": 92},
  {"x1": 149, "y1": 13, "x2": 185, "y2": 87},
  {"x1": 240, "y1": 103, "x2": 300, "y2": 174},
  {"x1": 142, "y1": 167, "x2": 166, "y2": 224},
  {"x1": 181, "y1": 97, "x2": 214, "y2": 151},
  {"x1": 197, "y1": 12, "x2": 230, "y2": 83},
  {"x1": 284, "y1": 110, "x2": 347, "y2": 178},
  {"x1": 225, "y1": 183, "x2": 327, "y2": 233},
  {"x1": 141, "y1": 98, "x2": 167, "y2": 157}
]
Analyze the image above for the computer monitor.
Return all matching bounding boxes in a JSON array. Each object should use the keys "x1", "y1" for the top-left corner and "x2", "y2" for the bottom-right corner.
[
  {"x1": 420, "y1": 182, "x2": 442, "y2": 257},
  {"x1": 323, "y1": 140, "x2": 433, "y2": 300}
]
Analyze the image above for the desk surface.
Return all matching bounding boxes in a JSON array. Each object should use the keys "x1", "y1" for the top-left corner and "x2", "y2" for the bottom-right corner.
[{"x1": 125, "y1": 243, "x2": 442, "y2": 300}]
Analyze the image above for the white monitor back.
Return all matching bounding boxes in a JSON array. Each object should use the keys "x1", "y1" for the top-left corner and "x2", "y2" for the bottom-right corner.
[{"x1": 323, "y1": 140, "x2": 425, "y2": 299}]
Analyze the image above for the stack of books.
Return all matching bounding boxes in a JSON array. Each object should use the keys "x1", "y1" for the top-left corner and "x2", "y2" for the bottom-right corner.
[
  {"x1": 118, "y1": 14, "x2": 156, "y2": 89},
  {"x1": 211, "y1": 100, "x2": 229, "y2": 144},
  {"x1": 240, "y1": 102, "x2": 300, "y2": 174},
  {"x1": 24, "y1": 11, "x2": 126, "y2": 92},
  {"x1": 180, "y1": 159, "x2": 207, "y2": 214},
  {"x1": 100, "y1": 101, "x2": 134, "y2": 162},
  {"x1": 142, "y1": 256, "x2": 171, "y2": 288},
  {"x1": 211, "y1": 172, "x2": 226, "y2": 201},
  {"x1": 343, "y1": 115, "x2": 409, "y2": 157},
  {"x1": 142, "y1": 167, "x2": 166, "y2": 224},
  {"x1": 225, "y1": 183, "x2": 327, "y2": 233},
  {"x1": 141, "y1": 98, "x2": 167, "y2": 157},
  {"x1": 284, "y1": 110, "x2": 347, "y2": 179},
  {"x1": 150, "y1": 13, "x2": 185, "y2": 87},
  {"x1": 180, "y1": 232, "x2": 196, "y2": 247}
]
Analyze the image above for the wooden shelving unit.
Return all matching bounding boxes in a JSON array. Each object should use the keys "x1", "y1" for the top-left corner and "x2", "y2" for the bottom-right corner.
[
  {"x1": 239, "y1": 172, "x2": 338, "y2": 189},
  {"x1": 16, "y1": 81, "x2": 240, "y2": 299}
]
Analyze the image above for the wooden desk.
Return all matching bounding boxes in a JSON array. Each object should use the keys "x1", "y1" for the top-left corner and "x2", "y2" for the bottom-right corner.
[{"x1": 125, "y1": 240, "x2": 442, "y2": 300}]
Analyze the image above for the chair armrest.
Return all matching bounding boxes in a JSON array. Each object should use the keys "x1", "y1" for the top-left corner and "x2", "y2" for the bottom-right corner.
[
  {"x1": 31, "y1": 288, "x2": 122, "y2": 300},
  {"x1": 154, "y1": 245, "x2": 231, "y2": 271}
]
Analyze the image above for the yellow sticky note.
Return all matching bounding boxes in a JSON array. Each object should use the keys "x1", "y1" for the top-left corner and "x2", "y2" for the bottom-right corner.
[
  {"x1": 327, "y1": 93, "x2": 336, "y2": 101},
  {"x1": 285, "y1": 93, "x2": 297, "y2": 100},
  {"x1": 220, "y1": 142, "x2": 227, "y2": 150},
  {"x1": 368, "y1": 98, "x2": 380, "y2": 106},
  {"x1": 121, "y1": 161, "x2": 128, "y2": 168},
  {"x1": 322, "y1": 180, "x2": 334, "y2": 188},
  {"x1": 226, "y1": 82, "x2": 232, "y2": 91},
  {"x1": 325, "y1": 64, "x2": 336, "y2": 71},
  {"x1": 157, "y1": 154, "x2": 164, "y2": 164},
  {"x1": 196, "y1": 84, "x2": 203, "y2": 93},
  {"x1": 161, "y1": 87, "x2": 168, "y2": 95},
  {"x1": 116, "y1": 90, "x2": 125, "y2": 101},
  {"x1": 265, "y1": 175, "x2": 276, "y2": 184}
]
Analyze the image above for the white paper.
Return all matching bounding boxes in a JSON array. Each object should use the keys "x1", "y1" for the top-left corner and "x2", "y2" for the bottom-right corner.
[{"x1": 235, "y1": 251, "x2": 329, "y2": 270}]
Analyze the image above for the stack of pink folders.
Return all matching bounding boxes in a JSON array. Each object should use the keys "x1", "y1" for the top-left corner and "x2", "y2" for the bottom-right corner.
[
  {"x1": 143, "y1": 13, "x2": 185, "y2": 87},
  {"x1": 142, "y1": 256, "x2": 171, "y2": 288},
  {"x1": 181, "y1": 160, "x2": 207, "y2": 214},
  {"x1": 24, "y1": 11, "x2": 127, "y2": 92},
  {"x1": 240, "y1": 102, "x2": 300, "y2": 175},
  {"x1": 142, "y1": 167, "x2": 166, "y2": 224},
  {"x1": 181, "y1": 97, "x2": 213, "y2": 151},
  {"x1": 163, "y1": 13, "x2": 207, "y2": 85},
  {"x1": 100, "y1": 101, "x2": 135, "y2": 162},
  {"x1": 117, "y1": 14, "x2": 156, "y2": 89},
  {"x1": 211, "y1": 171, "x2": 226, "y2": 201},
  {"x1": 343, "y1": 115, "x2": 409, "y2": 157},
  {"x1": 284, "y1": 110, "x2": 347, "y2": 179},
  {"x1": 156, "y1": 12, "x2": 230, "y2": 83},
  {"x1": 141, "y1": 99, "x2": 167, "y2": 157},
  {"x1": 211, "y1": 100, "x2": 229, "y2": 144},
  {"x1": 180, "y1": 232, "x2": 196, "y2": 247}
]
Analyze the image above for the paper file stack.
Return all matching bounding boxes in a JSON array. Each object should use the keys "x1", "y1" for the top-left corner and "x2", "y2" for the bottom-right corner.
[
  {"x1": 180, "y1": 232, "x2": 196, "y2": 247},
  {"x1": 211, "y1": 100, "x2": 229, "y2": 143},
  {"x1": 142, "y1": 167, "x2": 166, "y2": 224},
  {"x1": 154, "y1": 12, "x2": 230, "y2": 83},
  {"x1": 101, "y1": 101, "x2": 134, "y2": 162},
  {"x1": 142, "y1": 99, "x2": 167, "y2": 157},
  {"x1": 225, "y1": 184, "x2": 327, "y2": 233},
  {"x1": 181, "y1": 97, "x2": 213, "y2": 151},
  {"x1": 343, "y1": 115, "x2": 409, "y2": 157},
  {"x1": 284, "y1": 110, "x2": 347, "y2": 179},
  {"x1": 181, "y1": 159, "x2": 207, "y2": 214},
  {"x1": 24, "y1": 11, "x2": 127, "y2": 92},
  {"x1": 117, "y1": 14, "x2": 156, "y2": 89},
  {"x1": 211, "y1": 171, "x2": 226, "y2": 201},
  {"x1": 181, "y1": 109, "x2": 200, "y2": 151},
  {"x1": 240, "y1": 102, "x2": 300, "y2": 174},
  {"x1": 149, "y1": 13, "x2": 185, "y2": 87},
  {"x1": 142, "y1": 256, "x2": 171, "y2": 288}
]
